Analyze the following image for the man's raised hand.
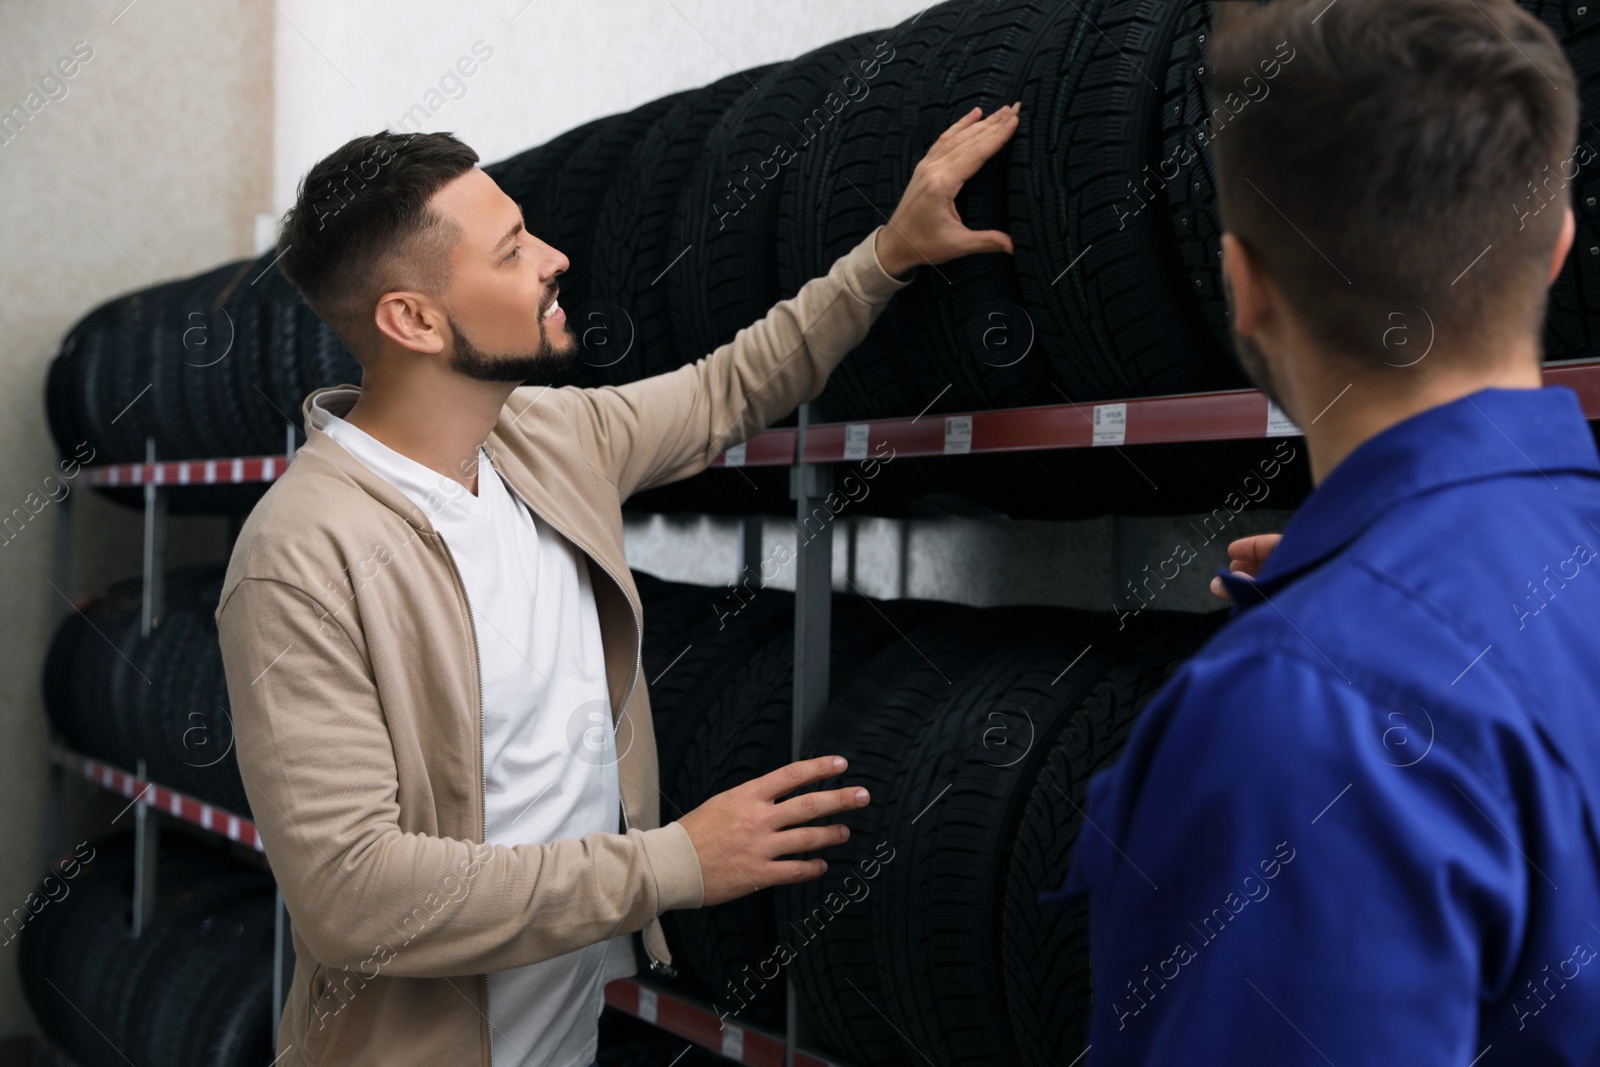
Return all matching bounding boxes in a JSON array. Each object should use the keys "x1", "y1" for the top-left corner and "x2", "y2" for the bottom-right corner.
[
  {"x1": 873, "y1": 103, "x2": 1022, "y2": 280},
  {"x1": 674, "y1": 755, "x2": 870, "y2": 908}
]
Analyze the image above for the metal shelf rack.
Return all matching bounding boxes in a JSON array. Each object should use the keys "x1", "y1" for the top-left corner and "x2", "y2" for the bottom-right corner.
[{"x1": 42, "y1": 358, "x2": 1600, "y2": 1065}]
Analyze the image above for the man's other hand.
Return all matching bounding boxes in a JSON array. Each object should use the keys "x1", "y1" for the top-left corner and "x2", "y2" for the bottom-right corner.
[
  {"x1": 874, "y1": 103, "x2": 1022, "y2": 280},
  {"x1": 1209, "y1": 533, "x2": 1284, "y2": 602},
  {"x1": 675, "y1": 755, "x2": 871, "y2": 908}
]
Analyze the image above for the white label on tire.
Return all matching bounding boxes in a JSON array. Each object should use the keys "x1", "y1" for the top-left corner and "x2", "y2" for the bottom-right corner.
[
  {"x1": 721, "y1": 1025, "x2": 744, "y2": 1059},
  {"x1": 1092, "y1": 403, "x2": 1127, "y2": 446},
  {"x1": 843, "y1": 423, "x2": 870, "y2": 460},
  {"x1": 637, "y1": 987, "x2": 657, "y2": 1024},
  {"x1": 723, "y1": 441, "x2": 747, "y2": 467},
  {"x1": 1266, "y1": 400, "x2": 1302, "y2": 437},
  {"x1": 944, "y1": 415, "x2": 972, "y2": 454}
]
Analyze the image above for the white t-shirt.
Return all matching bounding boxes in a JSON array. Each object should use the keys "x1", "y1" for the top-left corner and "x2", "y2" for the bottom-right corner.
[{"x1": 310, "y1": 393, "x2": 637, "y2": 1067}]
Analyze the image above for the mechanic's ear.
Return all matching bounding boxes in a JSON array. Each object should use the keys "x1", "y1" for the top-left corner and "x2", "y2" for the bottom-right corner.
[
  {"x1": 1549, "y1": 205, "x2": 1575, "y2": 287},
  {"x1": 1221, "y1": 232, "x2": 1267, "y2": 337}
]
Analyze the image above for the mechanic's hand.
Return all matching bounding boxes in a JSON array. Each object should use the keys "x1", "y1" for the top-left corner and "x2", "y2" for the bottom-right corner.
[
  {"x1": 674, "y1": 755, "x2": 869, "y2": 908},
  {"x1": 874, "y1": 103, "x2": 1022, "y2": 280},
  {"x1": 1209, "y1": 533, "x2": 1284, "y2": 602}
]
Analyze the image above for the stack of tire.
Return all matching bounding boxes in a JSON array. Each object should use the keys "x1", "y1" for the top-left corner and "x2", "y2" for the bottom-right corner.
[
  {"x1": 45, "y1": 252, "x2": 362, "y2": 514},
  {"x1": 633, "y1": 570, "x2": 1229, "y2": 1066},
  {"x1": 475, "y1": 0, "x2": 1316, "y2": 520},
  {"x1": 17, "y1": 830, "x2": 277, "y2": 1066},
  {"x1": 65, "y1": 0, "x2": 1600, "y2": 517},
  {"x1": 43, "y1": 562, "x2": 248, "y2": 816}
]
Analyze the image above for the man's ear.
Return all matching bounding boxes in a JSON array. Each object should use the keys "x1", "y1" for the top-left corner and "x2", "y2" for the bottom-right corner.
[
  {"x1": 1221, "y1": 231, "x2": 1268, "y2": 336},
  {"x1": 1549, "y1": 205, "x2": 1575, "y2": 286},
  {"x1": 374, "y1": 290, "x2": 446, "y2": 356}
]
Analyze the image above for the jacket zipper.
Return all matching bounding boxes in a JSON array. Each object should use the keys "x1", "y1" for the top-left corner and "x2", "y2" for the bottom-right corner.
[
  {"x1": 435, "y1": 534, "x2": 495, "y2": 1067},
  {"x1": 484, "y1": 454, "x2": 677, "y2": 979}
]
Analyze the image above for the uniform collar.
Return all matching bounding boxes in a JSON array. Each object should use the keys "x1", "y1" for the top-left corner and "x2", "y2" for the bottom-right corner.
[{"x1": 1215, "y1": 385, "x2": 1600, "y2": 612}]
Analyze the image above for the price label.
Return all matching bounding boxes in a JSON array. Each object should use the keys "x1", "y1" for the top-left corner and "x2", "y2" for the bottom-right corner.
[
  {"x1": 721, "y1": 1025, "x2": 744, "y2": 1059},
  {"x1": 843, "y1": 423, "x2": 870, "y2": 461},
  {"x1": 637, "y1": 987, "x2": 657, "y2": 1024},
  {"x1": 1265, "y1": 400, "x2": 1302, "y2": 437},
  {"x1": 1092, "y1": 403, "x2": 1127, "y2": 446},
  {"x1": 944, "y1": 415, "x2": 973, "y2": 454},
  {"x1": 723, "y1": 441, "x2": 747, "y2": 467}
]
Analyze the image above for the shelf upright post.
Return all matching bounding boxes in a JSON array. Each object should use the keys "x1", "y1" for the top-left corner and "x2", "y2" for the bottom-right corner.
[
  {"x1": 141, "y1": 436, "x2": 167, "y2": 637},
  {"x1": 132, "y1": 758, "x2": 159, "y2": 937},
  {"x1": 786, "y1": 402, "x2": 833, "y2": 1067},
  {"x1": 740, "y1": 516, "x2": 764, "y2": 589},
  {"x1": 131, "y1": 436, "x2": 168, "y2": 938}
]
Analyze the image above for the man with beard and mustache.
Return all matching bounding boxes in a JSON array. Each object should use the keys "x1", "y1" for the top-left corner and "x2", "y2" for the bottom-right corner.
[
  {"x1": 215, "y1": 108, "x2": 1019, "y2": 1067},
  {"x1": 1047, "y1": 0, "x2": 1600, "y2": 1064}
]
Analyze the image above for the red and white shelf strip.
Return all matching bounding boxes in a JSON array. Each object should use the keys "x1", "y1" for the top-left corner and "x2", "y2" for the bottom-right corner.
[
  {"x1": 75, "y1": 358, "x2": 1600, "y2": 481},
  {"x1": 605, "y1": 979, "x2": 851, "y2": 1067},
  {"x1": 83, "y1": 454, "x2": 292, "y2": 489},
  {"x1": 49, "y1": 744, "x2": 263, "y2": 852}
]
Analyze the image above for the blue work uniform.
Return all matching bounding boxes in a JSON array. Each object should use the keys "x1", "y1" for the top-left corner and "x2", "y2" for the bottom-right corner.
[{"x1": 1050, "y1": 385, "x2": 1600, "y2": 1065}]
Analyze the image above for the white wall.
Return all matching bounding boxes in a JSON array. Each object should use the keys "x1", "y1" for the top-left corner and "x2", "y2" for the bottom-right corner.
[{"x1": 271, "y1": 0, "x2": 930, "y2": 213}]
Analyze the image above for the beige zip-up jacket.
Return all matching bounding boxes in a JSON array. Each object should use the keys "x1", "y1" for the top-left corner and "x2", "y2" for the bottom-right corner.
[{"x1": 214, "y1": 225, "x2": 911, "y2": 1066}]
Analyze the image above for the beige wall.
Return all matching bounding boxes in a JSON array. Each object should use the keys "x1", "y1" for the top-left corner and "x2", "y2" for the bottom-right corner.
[{"x1": 0, "y1": 0, "x2": 271, "y2": 1040}]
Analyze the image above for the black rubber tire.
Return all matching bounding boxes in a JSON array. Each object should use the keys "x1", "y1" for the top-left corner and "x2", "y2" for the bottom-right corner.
[
  {"x1": 95, "y1": 868, "x2": 273, "y2": 1067},
  {"x1": 1016, "y1": 0, "x2": 1238, "y2": 399},
  {"x1": 871, "y1": 1, "x2": 1076, "y2": 417},
  {"x1": 19, "y1": 831, "x2": 259, "y2": 1066},
  {"x1": 634, "y1": 570, "x2": 731, "y2": 679},
  {"x1": 137, "y1": 892, "x2": 277, "y2": 1067},
  {"x1": 19, "y1": 836, "x2": 144, "y2": 1063},
  {"x1": 669, "y1": 37, "x2": 881, "y2": 378},
  {"x1": 59, "y1": 579, "x2": 141, "y2": 763},
  {"x1": 778, "y1": 6, "x2": 973, "y2": 423},
  {"x1": 665, "y1": 594, "x2": 943, "y2": 1029},
  {"x1": 16, "y1": 835, "x2": 137, "y2": 1042},
  {"x1": 41, "y1": 590, "x2": 92, "y2": 740},
  {"x1": 777, "y1": 602, "x2": 1065, "y2": 1067},
  {"x1": 646, "y1": 582, "x2": 797, "y2": 998},
  {"x1": 589, "y1": 70, "x2": 780, "y2": 386},
  {"x1": 870, "y1": 608, "x2": 1182, "y2": 1065},
  {"x1": 1001, "y1": 609, "x2": 1228, "y2": 1064},
  {"x1": 1154, "y1": 0, "x2": 1236, "y2": 379},
  {"x1": 541, "y1": 94, "x2": 693, "y2": 344}
]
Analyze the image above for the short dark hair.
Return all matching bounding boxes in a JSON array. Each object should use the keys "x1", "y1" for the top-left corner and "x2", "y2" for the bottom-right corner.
[
  {"x1": 1209, "y1": 0, "x2": 1579, "y2": 365},
  {"x1": 276, "y1": 130, "x2": 480, "y2": 364}
]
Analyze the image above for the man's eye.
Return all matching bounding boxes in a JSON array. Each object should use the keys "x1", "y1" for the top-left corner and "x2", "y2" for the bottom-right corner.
[{"x1": 505, "y1": 244, "x2": 519, "y2": 262}]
